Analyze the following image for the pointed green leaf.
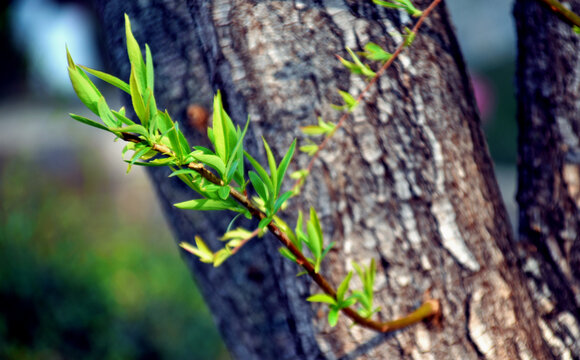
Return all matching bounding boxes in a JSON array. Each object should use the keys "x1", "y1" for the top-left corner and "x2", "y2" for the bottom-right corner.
[
  {"x1": 328, "y1": 308, "x2": 340, "y2": 327},
  {"x1": 338, "y1": 90, "x2": 358, "y2": 111},
  {"x1": 299, "y1": 144, "x2": 318, "y2": 156},
  {"x1": 112, "y1": 109, "x2": 136, "y2": 126},
  {"x1": 262, "y1": 137, "x2": 278, "y2": 195},
  {"x1": 97, "y1": 96, "x2": 119, "y2": 128},
  {"x1": 174, "y1": 198, "x2": 234, "y2": 211},
  {"x1": 212, "y1": 91, "x2": 227, "y2": 162},
  {"x1": 130, "y1": 68, "x2": 147, "y2": 126},
  {"x1": 79, "y1": 65, "x2": 130, "y2": 94},
  {"x1": 337, "y1": 271, "x2": 353, "y2": 302},
  {"x1": 273, "y1": 190, "x2": 293, "y2": 215},
  {"x1": 249, "y1": 171, "x2": 269, "y2": 203},
  {"x1": 245, "y1": 151, "x2": 274, "y2": 197},
  {"x1": 145, "y1": 44, "x2": 154, "y2": 91},
  {"x1": 276, "y1": 139, "x2": 296, "y2": 197},
  {"x1": 68, "y1": 65, "x2": 101, "y2": 115},
  {"x1": 125, "y1": 14, "x2": 146, "y2": 92},
  {"x1": 306, "y1": 293, "x2": 337, "y2": 305},
  {"x1": 258, "y1": 217, "x2": 272, "y2": 229},
  {"x1": 69, "y1": 113, "x2": 111, "y2": 132},
  {"x1": 191, "y1": 152, "x2": 226, "y2": 177},
  {"x1": 110, "y1": 124, "x2": 149, "y2": 137},
  {"x1": 362, "y1": 42, "x2": 392, "y2": 62},
  {"x1": 300, "y1": 125, "x2": 327, "y2": 136},
  {"x1": 213, "y1": 249, "x2": 231, "y2": 267},
  {"x1": 217, "y1": 186, "x2": 230, "y2": 200},
  {"x1": 279, "y1": 247, "x2": 298, "y2": 263}
]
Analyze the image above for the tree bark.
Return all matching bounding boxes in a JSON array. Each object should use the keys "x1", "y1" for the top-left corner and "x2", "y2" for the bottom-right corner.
[
  {"x1": 514, "y1": 0, "x2": 580, "y2": 358},
  {"x1": 94, "y1": 0, "x2": 569, "y2": 358}
]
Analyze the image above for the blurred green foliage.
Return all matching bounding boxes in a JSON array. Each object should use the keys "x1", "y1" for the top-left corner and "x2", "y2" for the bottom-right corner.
[{"x1": 0, "y1": 150, "x2": 229, "y2": 359}]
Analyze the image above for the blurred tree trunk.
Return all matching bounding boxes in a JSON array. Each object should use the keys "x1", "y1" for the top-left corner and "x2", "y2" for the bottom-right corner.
[
  {"x1": 94, "y1": 0, "x2": 576, "y2": 358},
  {"x1": 514, "y1": 0, "x2": 580, "y2": 358}
]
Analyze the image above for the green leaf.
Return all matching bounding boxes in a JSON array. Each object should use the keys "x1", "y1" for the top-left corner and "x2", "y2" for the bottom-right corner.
[
  {"x1": 145, "y1": 44, "x2": 154, "y2": 91},
  {"x1": 362, "y1": 42, "x2": 392, "y2": 62},
  {"x1": 341, "y1": 296, "x2": 358, "y2": 308},
  {"x1": 78, "y1": 65, "x2": 130, "y2": 94},
  {"x1": 273, "y1": 190, "x2": 293, "y2": 215},
  {"x1": 258, "y1": 217, "x2": 272, "y2": 229},
  {"x1": 130, "y1": 68, "x2": 147, "y2": 126},
  {"x1": 279, "y1": 247, "x2": 298, "y2": 263},
  {"x1": 112, "y1": 109, "x2": 136, "y2": 126},
  {"x1": 174, "y1": 198, "x2": 234, "y2": 211},
  {"x1": 262, "y1": 137, "x2": 278, "y2": 195},
  {"x1": 338, "y1": 90, "x2": 358, "y2": 111},
  {"x1": 110, "y1": 124, "x2": 149, "y2": 137},
  {"x1": 345, "y1": 47, "x2": 376, "y2": 78},
  {"x1": 403, "y1": 26, "x2": 416, "y2": 47},
  {"x1": 97, "y1": 96, "x2": 119, "y2": 128},
  {"x1": 306, "y1": 293, "x2": 337, "y2": 305},
  {"x1": 226, "y1": 117, "x2": 250, "y2": 183},
  {"x1": 159, "y1": 111, "x2": 182, "y2": 160},
  {"x1": 300, "y1": 125, "x2": 327, "y2": 136},
  {"x1": 249, "y1": 171, "x2": 269, "y2": 204},
  {"x1": 127, "y1": 145, "x2": 152, "y2": 173},
  {"x1": 336, "y1": 271, "x2": 353, "y2": 302},
  {"x1": 125, "y1": 14, "x2": 147, "y2": 93},
  {"x1": 218, "y1": 186, "x2": 230, "y2": 200},
  {"x1": 169, "y1": 168, "x2": 198, "y2": 178},
  {"x1": 328, "y1": 308, "x2": 340, "y2": 327},
  {"x1": 276, "y1": 139, "x2": 296, "y2": 197},
  {"x1": 212, "y1": 91, "x2": 228, "y2": 162},
  {"x1": 179, "y1": 236, "x2": 213, "y2": 263},
  {"x1": 68, "y1": 63, "x2": 101, "y2": 115},
  {"x1": 299, "y1": 144, "x2": 318, "y2": 156},
  {"x1": 310, "y1": 207, "x2": 323, "y2": 250},
  {"x1": 69, "y1": 113, "x2": 112, "y2": 132},
  {"x1": 176, "y1": 123, "x2": 191, "y2": 159},
  {"x1": 221, "y1": 227, "x2": 253, "y2": 241},
  {"x1": 245, "y1": 151, "x2": 275, "y2": 199},
  {"x1": 320, "y1": 241, "x2": 335, "y2": 261},
  {"x1": 213, "y1": 249, "x2": 231, "y2": 267},
  {"x1": 191, "y1": 152, "x2": 226, "y2": 177}
]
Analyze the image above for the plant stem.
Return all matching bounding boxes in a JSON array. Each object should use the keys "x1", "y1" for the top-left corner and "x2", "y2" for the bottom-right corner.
[
  {"x1": 536, "y1": 0, "x2": 580, "y2": 28},
  {"x1": 294, "y1": 0, "x2": 442, "y2": 192}
]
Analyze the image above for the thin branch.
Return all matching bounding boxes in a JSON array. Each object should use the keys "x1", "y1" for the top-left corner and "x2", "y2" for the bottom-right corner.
[
  {"x1": 293, "y1": 0, "x2": 442, "y2": 191},
  {"x1": 230, "y1": 227, "x2": 260, "y2": 255},
  {"x1": 536, "y1": 0, "x2": 580, "y2": 28}
]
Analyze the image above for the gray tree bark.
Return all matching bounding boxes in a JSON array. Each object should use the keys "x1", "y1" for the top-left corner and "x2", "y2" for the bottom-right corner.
[
  {"x1": 94, "y1": 0, "x2": 575, "y2": 358},
  {"x1": 514, "y1": 0, "x2": 580, "y2": 358}
]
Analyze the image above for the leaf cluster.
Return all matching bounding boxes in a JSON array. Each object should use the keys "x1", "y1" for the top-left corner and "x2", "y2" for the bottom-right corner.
[
  {"x1": 307, "y1": 259, "x2": 380, "y2": 327},
  {"x1": 278, "y1": 208, "x2": 335, "y2": 274}
]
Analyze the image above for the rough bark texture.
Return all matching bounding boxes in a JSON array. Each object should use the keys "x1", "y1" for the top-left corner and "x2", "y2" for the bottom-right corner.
[
  {"x1": 95, "y1": 0, "x2": 557, "y2": 358},
  {"x1": 514, "y1": 0, "x2": 580, "y2": 358}
]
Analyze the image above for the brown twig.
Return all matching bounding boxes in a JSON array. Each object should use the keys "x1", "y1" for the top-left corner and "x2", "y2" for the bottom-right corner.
[
  {"x1": 293, "y1": 0, "x2": 442, "y2": 192},
  {"x1": 536, "y1": 0, "x2": 580, "y2": 28},
  {"x1": 229, "y1": 227, "x2": 260, "y2": 255}
]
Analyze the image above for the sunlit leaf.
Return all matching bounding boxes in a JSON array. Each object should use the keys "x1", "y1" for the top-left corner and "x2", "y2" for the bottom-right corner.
[
  {"x1": 79, "y1": 64, "x2": 130, "y2": 94},
  {"x1": 307, "y1": 293, "x2": 337, "y2": 305}
]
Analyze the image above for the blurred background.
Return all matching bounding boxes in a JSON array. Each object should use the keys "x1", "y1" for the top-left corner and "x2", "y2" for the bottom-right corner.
[{"x1": 0, "y1": 0, "x2": 516, "y2": 358}]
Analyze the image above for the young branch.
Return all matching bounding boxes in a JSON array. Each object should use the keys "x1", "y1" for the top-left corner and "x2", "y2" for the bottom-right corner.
[
  {"x1": 295, "y1": 0, "x2": 442, "y2": 190},
  {"x1": 536, "y1": 0, "x2": 580, "y2": 28}
]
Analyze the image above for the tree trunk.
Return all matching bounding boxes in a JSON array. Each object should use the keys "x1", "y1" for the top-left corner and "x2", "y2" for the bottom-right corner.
[
  {"x1": 514, "y1": 0, "x2": 580, "y2": 358},
  {"x1": 94, "y1": 0, "x2": 573, "y2": 358}
]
